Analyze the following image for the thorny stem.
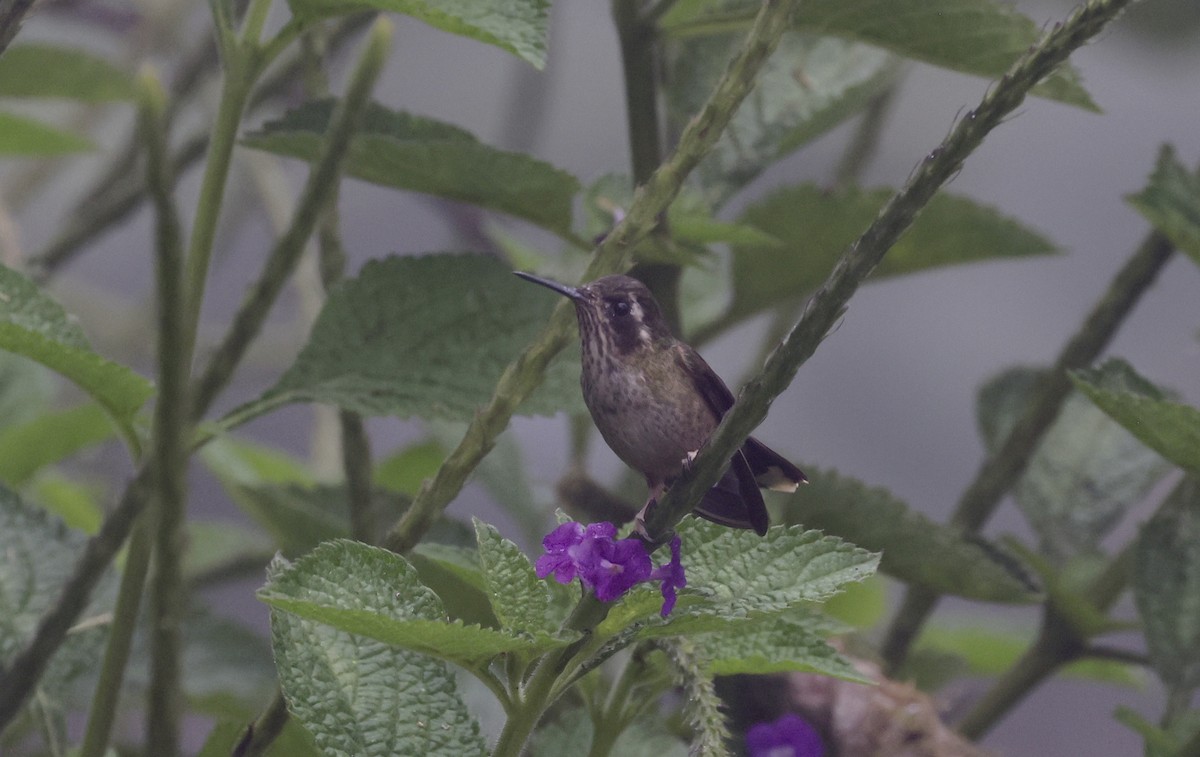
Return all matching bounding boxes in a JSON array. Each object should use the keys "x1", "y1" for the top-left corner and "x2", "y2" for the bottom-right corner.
[
  {"x1": 881, "y1": 223, "x2": 1177, "y2": 672},
  {"x1": 642, "y1": 0, "x2": 1143, "y2": 544},
  {"x1": 383, "y1": 0, "x2": 802, "y2": 555}
]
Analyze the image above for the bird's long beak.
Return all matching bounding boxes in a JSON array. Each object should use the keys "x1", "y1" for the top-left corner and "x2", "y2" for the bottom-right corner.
[{"x1": 513, "y1": 271, "x2": 583, "y2": 301}]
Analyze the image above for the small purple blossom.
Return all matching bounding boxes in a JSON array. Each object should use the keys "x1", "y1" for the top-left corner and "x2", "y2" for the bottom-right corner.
[
  {"x1": 745, "y1": 714, "x2": 824, "y2": 757},
  {"x1": 651, "y1": 535, "x2": 686, "y2": 616},
  {"x1": 535, "y1": 521, "x2": 687, "y2": 615}
]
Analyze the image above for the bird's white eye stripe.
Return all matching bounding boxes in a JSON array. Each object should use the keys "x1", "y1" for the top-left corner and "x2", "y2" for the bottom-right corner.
[{"x1": 629, "y1": 300, "x2": 643, "y2": 321}]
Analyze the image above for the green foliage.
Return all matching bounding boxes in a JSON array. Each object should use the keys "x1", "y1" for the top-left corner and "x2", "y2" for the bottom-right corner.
[
  {"x1": 473, "y1": 519, "x2": 556, "y2": 636},
  {"x1": 260, "y1": 540, "x2": 577, "y2": 666},
  {"x1": 599, "y1": 519, "x2": 878, "y2": 642},
  {"x1": 0, "y1": 403, "x2": 115, "y2": 486},
  {"x1": 723, "y1": 186, "x2": 1056, "y2": 326},
  {"x1": 285, "y1": 0, "x2": 551, "y2": 68},
  {"x1": 785, "y1": 466, "x2": 1039, "y2": 602},
  {"x1": 701, "y1": 612, "x2": 866, "y2": 681},
  {"x1": 0, "y1": 486, "x2": 112, "y2": 741},
  {"x1": 243, "y1": 101, "x2": 578, "y2": 233},
  {"x1": 531, "y1": 709, "x2": 688, "y2": 757},
  {"x1": 665, "y1": 32, "x2": 898, "y2": 200},
  {"x1": 979, "y1": 365, "x2": 1173, "y2": 561},
  {"x1": 912, "y1": 623, "x2": 1143, "y2": 688},
  {"x1": 375, "y1": 439, "x2": 446, "y2": 495},
  {"x1": 1134, "y1": 476, "x2": 1200, "y2": 699},
  {"x1": 1073, "y1": 359, "x2": 1200, "y2": 473},
  {"x1": 0, "y1": 111, "x2": 92, "y2": 155},
  {"x1": 661, "y1": 0, "x2": 1096, "y2": 110},
  {"x1": 267, "y1": 548, "x2": 489, "y2": 757},
  {"x1": 1127, "y1": 144, "x2": 1200, "y2": 265},
  {"x1": 250, "y1": 254, "x2": 584, "y2": 421},
  {"x1": 0, "y1": 265, "x2": 153, "y2": 450},
  {"x1": 0, "y1": 44, "x2": 135, "y2": 101}
]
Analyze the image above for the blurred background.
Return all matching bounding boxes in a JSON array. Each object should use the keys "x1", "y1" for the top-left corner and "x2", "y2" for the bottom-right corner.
[{"x1": 3, "y1": 0, "x2": 1200, "y2": 753}]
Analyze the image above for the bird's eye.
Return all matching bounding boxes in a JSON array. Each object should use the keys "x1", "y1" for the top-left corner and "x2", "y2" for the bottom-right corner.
[{"x1": 611, "y1": 300, "x2": 632, "y2": 317}]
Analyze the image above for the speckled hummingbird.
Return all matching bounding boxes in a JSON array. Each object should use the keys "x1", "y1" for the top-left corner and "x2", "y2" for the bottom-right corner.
[{"x1": 515, "y1": 272, "x2": 806, "y2": 536}]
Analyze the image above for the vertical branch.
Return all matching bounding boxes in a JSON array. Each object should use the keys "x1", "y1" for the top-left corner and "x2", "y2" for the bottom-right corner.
[{"x1": 140, "y1": 68, "x2": 191, "y2": 757}]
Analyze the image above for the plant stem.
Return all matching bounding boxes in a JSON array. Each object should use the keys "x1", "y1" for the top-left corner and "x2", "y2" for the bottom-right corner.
[
  {"x1": 641, "y1": 0, "x2": 1143, "y2": 543},
  {"x1": 232, "y1": 689, "x2": 291, "y2": 757},
  {"x1": 881, "y1": 224, "x2": 1177, "y2": 672},
  {"x1": 382, "y1": 0, "x2": 802, "y2": 555},
  {"x1": 138, "y1": 67, "x2": 191, "y2": 757},
  {"x1": 0, "y1": 0, "x2": 35, "y2": 56},
  {"x1": 78, "y1": 513, "x2": 154, "y2": 757},
  {"x1": 830, "y1": 83, "x2": 897, "y2": 191},
  {"x1": 614, "y1": 0, "x2": 681, "y2": 333},
  {"x1": 955, "y1": 541, "x2": 1136, "y2": 739},
  {"x1": 190, "y1": 17, "x2": 392, "y2": 419},
  {"x1": 180, "y1": 62, "x2": 254, "y2": 368}
]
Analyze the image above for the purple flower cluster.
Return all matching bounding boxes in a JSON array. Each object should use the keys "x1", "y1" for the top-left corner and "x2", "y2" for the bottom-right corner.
[
  {"x1": 535, "y1": 522, "x2": 686, "y2": 616},
  {"x1": 745, "y1": 713, "x2": 824, "y2": 757}
]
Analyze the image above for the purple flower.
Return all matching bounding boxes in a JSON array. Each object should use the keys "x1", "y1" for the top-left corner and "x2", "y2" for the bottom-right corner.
[
  {"x1": 651, "y1": 535, "x2": 686, "y2": 616},
  {"x1": 535, "y1": 521, "x2": 685, "y2": 615},
  {"x1": 746, "y1": 714, "x2": 824, "y2": 757}
]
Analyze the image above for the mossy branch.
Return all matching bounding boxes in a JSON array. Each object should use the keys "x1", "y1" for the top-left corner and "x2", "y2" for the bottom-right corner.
[
  {"x1": 382, "y1": 0, "x2": 801, "y2": 554},
  {"x1": 639, "y1": 0, "x2": 1142, "y2": 543}
]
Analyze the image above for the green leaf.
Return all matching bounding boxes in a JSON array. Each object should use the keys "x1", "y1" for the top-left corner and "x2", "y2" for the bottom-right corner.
[
  {"x1": 532, "y1": 709, "x2": 689, "y2": 757},
  {"x1": 913, "y1": 623, "x2": 1143, "y2": 688},
  {"x1": 819, "y1": 574, "x2": 886, "y2": 628},
  {"x1": 375, "y1": 439, "x2": 446, "y2": 495},
  {"x1": 702, "y1": 613, "x2": 867, "y2": 681},
  {"x1": 725, "y1": 185, "x2": 1056, "y2": 325},
  {"x1": 247, "y1": 254, "x2": 584, "y2": 422},
  {"x1": 0, "y1": 352, "x2": 54, "y2": 428},
  {"x1": 664, "y1": 31, "x2": 898, "y2": 201},
  {"x1": 784, "y1": 466, "x2": 1040, "y2": 602},
  {"x1": 0, "y1": 485, "x2": 112, "y2": 725},
  {"x1": 268, "y1": 547, "x2": 489, "y2": 756},
  {"x1": 261, "y1": 540, "x2": 577, "y2": 668},
  {"x1": 661, "y1": 0, "x2": 1097, "y2": 110},
  {"x1": 978, "y1": 365, "x2": 1173, "y2": 561},
  {"x1": 1072, "y1": 359, "x2": 1200, "y2": 474},
  {"x1": 0, "y1": 265, "x2": 153, "y2": 448},
  {"x1": 200, "y1": 434, "x2": 317, "y2": 488},
  {"x1": 1127, "y1": 144, "x2": 1200, "y2": 266},
  {"x1": 285, "y1": 0, "x2": 550, "y2": 68},
  {"x1": 0, "y1": 44, "x2": 135, "y2": 101},
  {"x1": 1134, "y1": 476, "x2": 1200, "y2": 697},
  {"x1": 29, "y1": 473, "x2": 104, "y2": 535},
  {"x1": 182, "y1": 519, "x2": 274, "y2": 582},
  {"x1": 473, "y1": 519, "x2": 555, "y2": 636},
  {"x1": 408, "y1": 543, "x2": 499, "y2": 628},
  {"x1": 0, "y1": 111, "x2": 92, "y2": 155},
  {"x1": 0, "y1": 403, "x2": 116, "y2": 486},
  {"x1": 600, "y1": 519, "x2": 877, "y2": 637},
  {"x1": 243, "y1": 101, "x2": 577, "y2": 232},
  {"x1": 199, "y1": 719, "x2": 322, "y2": 757}
]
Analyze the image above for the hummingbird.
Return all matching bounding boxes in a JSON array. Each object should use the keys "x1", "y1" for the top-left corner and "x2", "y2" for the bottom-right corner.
[{"x1": 514, "y1": 271, "x2": 806, "y2": 536}]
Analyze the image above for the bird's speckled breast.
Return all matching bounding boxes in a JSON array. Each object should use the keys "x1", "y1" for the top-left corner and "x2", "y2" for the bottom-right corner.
[{"x1": 581, "y1": 351, "x2": 717, "y2": 487}]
